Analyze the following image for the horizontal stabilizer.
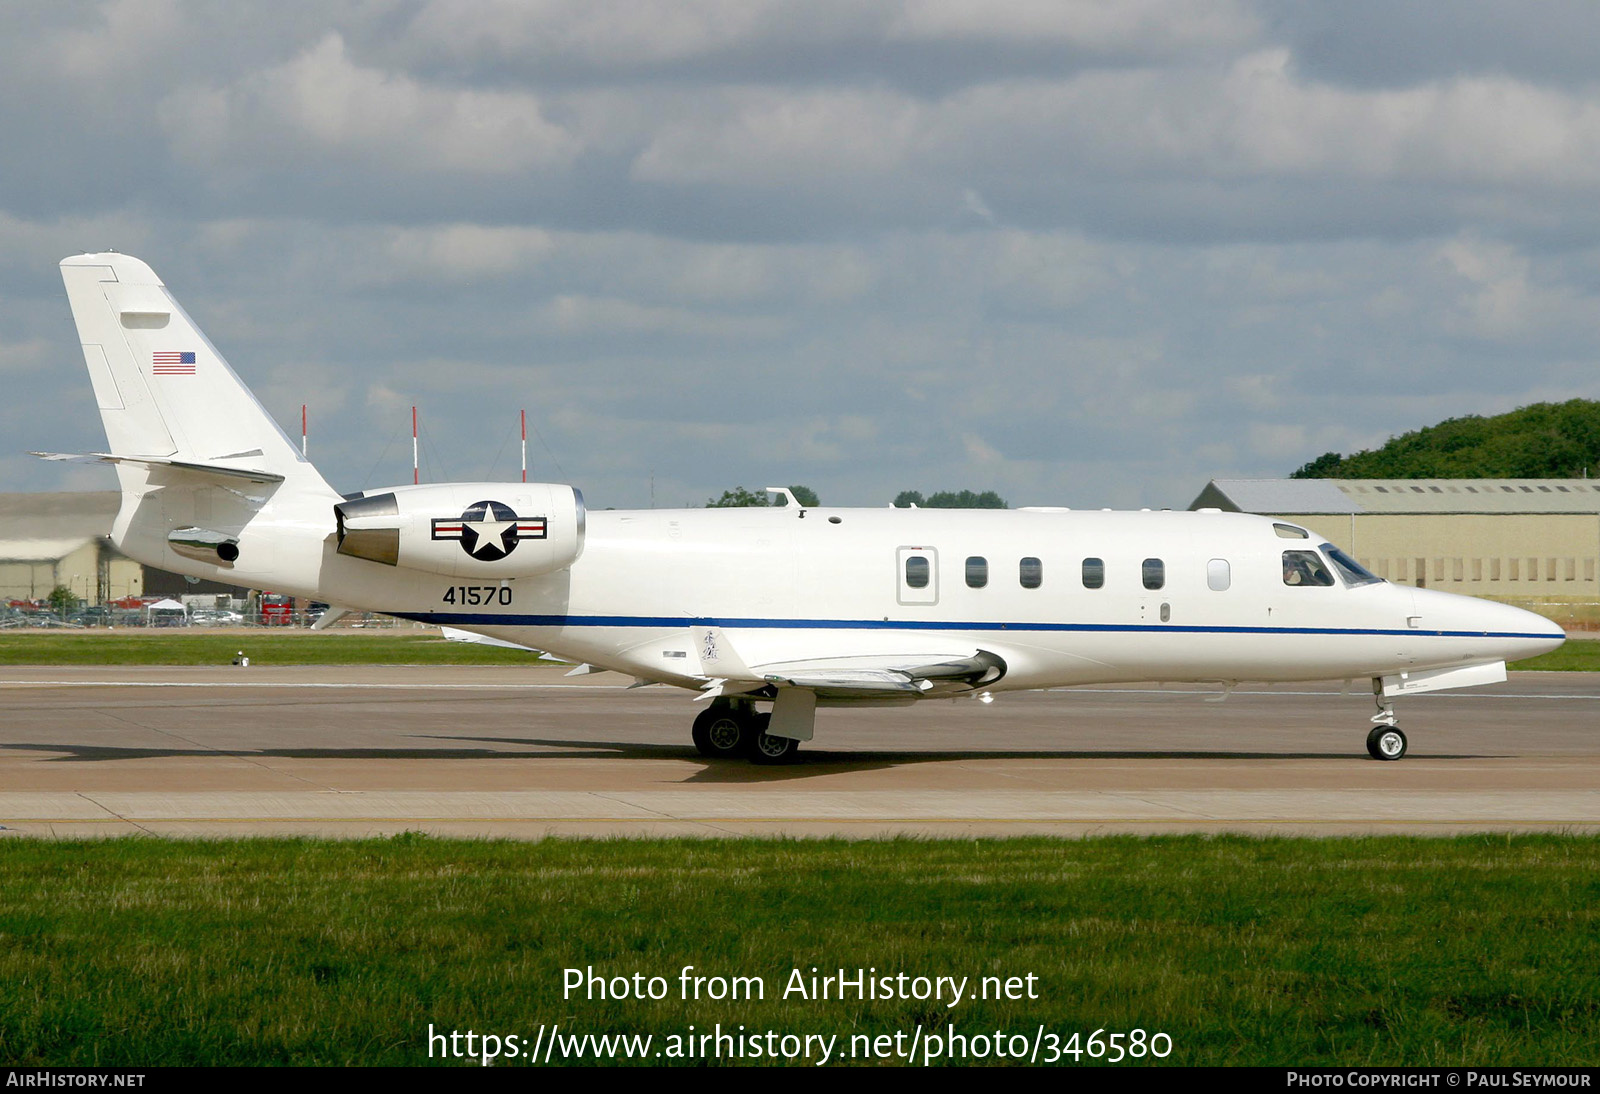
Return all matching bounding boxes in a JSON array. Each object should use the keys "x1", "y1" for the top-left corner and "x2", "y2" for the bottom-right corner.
[{"x1": 32, "y1": 451, "x2": 284, "y2": 485}]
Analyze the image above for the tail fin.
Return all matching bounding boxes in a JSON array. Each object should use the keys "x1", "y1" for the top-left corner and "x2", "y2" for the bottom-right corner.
[{"x1": 58, "y1": 253, "x2": 332, "y2": 494}]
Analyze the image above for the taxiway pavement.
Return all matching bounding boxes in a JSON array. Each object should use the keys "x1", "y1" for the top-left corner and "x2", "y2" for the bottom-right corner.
[{"x1": 1, "y1": 665, "x2": 1596, "y2": 837}]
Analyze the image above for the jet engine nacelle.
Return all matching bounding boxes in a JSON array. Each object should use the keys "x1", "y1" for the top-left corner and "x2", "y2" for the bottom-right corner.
[{"x1": 334, "y1": 482, "x2": 585, "y2": 579}]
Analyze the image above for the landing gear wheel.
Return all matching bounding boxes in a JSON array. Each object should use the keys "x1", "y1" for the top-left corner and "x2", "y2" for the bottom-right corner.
[
  {"x1": 691, "y1": 707, "x2": 749, "y2": 759},
  {"x1": 746, "y1": 715, "x2": 800, "y2": 766},
  {"x1": 1366, "y1": 725, "x2": 1407, "y2": 761}
]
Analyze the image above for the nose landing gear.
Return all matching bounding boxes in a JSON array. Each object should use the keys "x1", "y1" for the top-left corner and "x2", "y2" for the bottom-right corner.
[
  {"x1": 1366, "y1": 723, "x2": 1408, "y2": 760},
  {"x1": 1366, "y1": 681, "x2": 1407, "y2": 760}
]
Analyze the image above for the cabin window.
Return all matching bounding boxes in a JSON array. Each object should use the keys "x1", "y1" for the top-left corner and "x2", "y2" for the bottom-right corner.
[
  {"x1": 1019, "y1": 557, "x2": 1043, "y2": 589},
  {"x1": 905, "y1": 556, "x2": 930, "y2": 589},
  {"x1": 1142, "y1": 558, "x2": 1164, "y2": 590},
  {"x1": 1206, "y1": 559, "x2": 1230, "y2": 591},
  {"x1": 965, "y1": 556, "x2": 988, "y2": 589},
  {"x1": 1082, "y1": 558, "x2": 1105, "y2": 589},
  {"x1": 1283, "y1": 550, "x2": 1335, "y2": 587}
]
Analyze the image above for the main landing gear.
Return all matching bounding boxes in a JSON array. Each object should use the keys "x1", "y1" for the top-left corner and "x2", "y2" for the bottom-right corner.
[
  {"x1": 690, "y1": 700, "x2": 800, "y2": 765},
  {"x1": 1366, "y1": 682, "x2": 1407, "y2": 761}
]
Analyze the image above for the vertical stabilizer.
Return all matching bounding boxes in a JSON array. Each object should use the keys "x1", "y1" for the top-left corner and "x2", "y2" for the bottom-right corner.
[{"x1": 59, "y1": 254, "x2": 333, "y2": 494}]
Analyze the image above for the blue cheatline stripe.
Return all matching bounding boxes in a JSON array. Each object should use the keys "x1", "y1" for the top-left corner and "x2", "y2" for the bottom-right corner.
[{"x1": 394, "y1": 612, "x2": 1555, "y2": 641}]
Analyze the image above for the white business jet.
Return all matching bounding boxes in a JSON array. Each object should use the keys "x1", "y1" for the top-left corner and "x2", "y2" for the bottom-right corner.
[{"x1": 41, "y1": 254, "x2": 1565, "y2": 763}]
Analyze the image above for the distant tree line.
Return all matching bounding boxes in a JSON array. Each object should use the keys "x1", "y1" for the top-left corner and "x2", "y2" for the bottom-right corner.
[
  {"x1": 893, "y1": 490, "x2": 1008, "y2": 509},
  {"x1": 706, "y1": 485, "x2": 821, "y2": 507},
  {"x1": 1291, "y1": 399, "x2": 1600, "y2": 479}
]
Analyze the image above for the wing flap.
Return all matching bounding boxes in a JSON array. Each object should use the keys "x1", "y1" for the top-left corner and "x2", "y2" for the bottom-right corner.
[{"x1": 764, "y1": 669, "x2": 924, "y2": 693}]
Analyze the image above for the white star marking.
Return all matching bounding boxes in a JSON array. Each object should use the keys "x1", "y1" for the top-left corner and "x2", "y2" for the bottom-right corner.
[{"x1": 464, "y1": 510, "x2": 514, "y2": 556}]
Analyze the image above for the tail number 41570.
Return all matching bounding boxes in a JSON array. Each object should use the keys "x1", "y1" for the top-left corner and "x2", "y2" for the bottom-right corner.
[{"x1": 443, "y1": 585, "x2": 512, "y2": 606}]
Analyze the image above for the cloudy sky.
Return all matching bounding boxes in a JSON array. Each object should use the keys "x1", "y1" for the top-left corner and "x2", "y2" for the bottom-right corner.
[{"x1": 4, "y1": 0, "x2": 1599, "y2": 510}]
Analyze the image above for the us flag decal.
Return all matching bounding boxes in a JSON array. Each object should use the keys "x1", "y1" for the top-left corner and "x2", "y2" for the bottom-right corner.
[{"x1": 152, "y1": 351, "x2": 197, "y2": 375}]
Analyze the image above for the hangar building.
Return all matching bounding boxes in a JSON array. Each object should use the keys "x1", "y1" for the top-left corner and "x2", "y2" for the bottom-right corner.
[
  {"x1": 0, "y1": 492, "x2": 141, "y2": 604},
  {"x1": 0, "y1": 492, "x2": 245, "y2": 605},
  {"x1": 1190, "y1": 479, "x2": 1600, "y2": 598}
]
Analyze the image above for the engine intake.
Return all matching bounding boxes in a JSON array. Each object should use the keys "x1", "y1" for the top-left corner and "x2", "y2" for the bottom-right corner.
[{"x1": 334, "y1": 483, "x2": 585, "y2": 578}]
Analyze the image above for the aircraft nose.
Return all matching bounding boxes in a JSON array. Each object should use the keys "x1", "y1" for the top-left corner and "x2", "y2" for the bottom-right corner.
[
  {"x1": 1414, "y1": 588, "x2": 1566, "y2": 661},
  {"x1": 1504, "y1": 603, "x2": 1567, "y2": 659}
]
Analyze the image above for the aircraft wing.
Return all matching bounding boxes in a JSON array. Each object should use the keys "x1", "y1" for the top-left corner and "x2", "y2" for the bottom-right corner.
[
  {"x1": 440, "y1": 626, "x2": 543, "y2": 653},
  {"x1": 755, "y1": 650, "x2": 1006, "y2": 701},
  {"x1": 690, "y1": 626, "x2": 1005, "y2": 703}
]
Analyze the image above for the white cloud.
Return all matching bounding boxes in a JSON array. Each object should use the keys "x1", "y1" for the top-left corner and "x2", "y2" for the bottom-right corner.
[
  {"x1": 159, "y1": 33, "x2": 578, "y2": 177},
  {"x1": 1434, "y1": 234, "x2": 1600, "y2": 341},
  {"x1": 533, "y1": 294, "x2": 788, "y2": 340},
  {"x1": 383, "y1": 224, "x2": 557, "y2": 282},
  {"x1": 633, "y1": 87, "x2": 920, "y2": 185},
  {"x1": 407, "y1": 0, "x2": 789, "y2": 68},
  {"x1": 0, "y1": 336, "x2": 53, "y2": 375},
  {"x1": 889, "y1": 0, "x2": 1259, "y2": 53},
  {"x1": 53, "y1": 0, "x2": 184, "y2": 81}
]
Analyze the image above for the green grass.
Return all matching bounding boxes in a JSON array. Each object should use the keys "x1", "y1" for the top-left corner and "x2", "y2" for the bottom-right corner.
[
  {"x1": 0, "y1": 836, "x2": 1597, "y2": 1066},
  {"x1": 1511, "y1": 639, "x2": 1600, "y2": 672},
  {"x1": 0, "y1": 632, "x2": 545, "y2": 666}
]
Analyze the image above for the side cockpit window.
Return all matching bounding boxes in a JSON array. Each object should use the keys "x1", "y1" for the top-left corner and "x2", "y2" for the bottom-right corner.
[{"x1": 1282, "y1": 550, "x2": 1335, "y2": 587}]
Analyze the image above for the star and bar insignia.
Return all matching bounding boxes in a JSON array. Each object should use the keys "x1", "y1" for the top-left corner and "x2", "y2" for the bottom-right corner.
[{"x1": 431, "y1": 500, "x2": 547, "y2": 561}]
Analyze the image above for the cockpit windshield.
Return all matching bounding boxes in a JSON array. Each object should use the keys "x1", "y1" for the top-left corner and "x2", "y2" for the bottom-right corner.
[{"x1": 1320, "y1": 543, "x2": 1383, "y2": 587}]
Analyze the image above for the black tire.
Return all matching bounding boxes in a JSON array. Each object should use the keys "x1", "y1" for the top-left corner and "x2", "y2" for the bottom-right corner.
[
  {"x1": 691, "y1": 708, "x2": 748, "y2": 759},
  {"x1": 746, "y1": 715, "x2": 800, "y2": 765},
  {"x1": 1366, "y1": 725, "x2": 1407, "y2": 761}
]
